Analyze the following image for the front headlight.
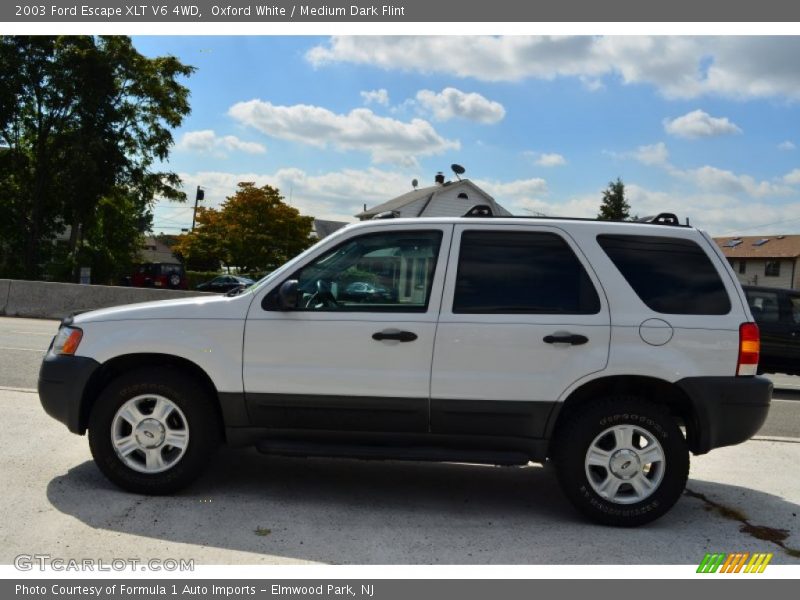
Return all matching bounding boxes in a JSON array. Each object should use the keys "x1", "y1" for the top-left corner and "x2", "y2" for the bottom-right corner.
[{"x1": 51, "y1": 326, "x2": 83, "y2": 355}]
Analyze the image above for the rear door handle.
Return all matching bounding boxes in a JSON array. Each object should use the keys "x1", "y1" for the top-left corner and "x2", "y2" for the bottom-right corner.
[
  {"x1": 543, "y1": 334, "x2": 589, "y2": 345},
  {"x1": 372, "y1": 330, "x2": 418, "y2": 342}
]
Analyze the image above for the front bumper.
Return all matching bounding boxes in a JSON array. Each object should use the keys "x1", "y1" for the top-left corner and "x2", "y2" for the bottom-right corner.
[
  {"x1": 38, "y1": 353, "x2": 100, "y2": 434},
  {"x1": 677, "y1": 376, "x2": 772, "y2": 454}
]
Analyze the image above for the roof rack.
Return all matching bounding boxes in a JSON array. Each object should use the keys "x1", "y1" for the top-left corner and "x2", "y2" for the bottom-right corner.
[
  {"x1": 372, "y1": 210, "x2": 400, "y2": 220},
  {"x1": 386, "y1": 205, "x2": 689, "y2": 227},
  {"x1": 463, "y1": 204, "x2": 494, "y2": 217},
  {"x1": 634, "y1": 213, "x2": 682, "y2": 226}
]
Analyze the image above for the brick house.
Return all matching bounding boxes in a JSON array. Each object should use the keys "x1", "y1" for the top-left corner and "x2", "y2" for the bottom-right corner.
[{"x1": 715, "y1": 235, "x2": 800, "y2": 289}]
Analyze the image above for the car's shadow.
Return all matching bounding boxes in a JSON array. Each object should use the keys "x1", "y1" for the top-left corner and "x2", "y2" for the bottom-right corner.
[{"x1": 46, "y1": 447, "x2": 800, "y2": 564}]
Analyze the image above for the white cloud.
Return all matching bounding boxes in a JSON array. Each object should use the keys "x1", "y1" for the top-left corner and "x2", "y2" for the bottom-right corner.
[
  {"x1": 663, "y1": 110, "x2": 742, "y2": 139},
  {"x1": 624, "y1": 184, "x2": 800, "y2": 236},
  {"x1": 525, "y1": 152, "x2": 567, "y2": 167},
  {"x1": 475, "y1": 177, "x2": 548, "y2": 198},
  {"x1": 307, "y1": 36, "x2": 800, "y2": 100},
  {"x1": 168, "y1": 168, "x2": 800, "y2": 237},
  {"x1": 608, "y1": 142, "x2": 669, "y2": 166},
  {"x1": 676, "y1": 165, "x2": 792, "y2": 198},
  {"x1": 177, "y1": 168, "x2": 419, "y2": 222},
  {"x1": 502, "y1": 183, "x2": 800, "y2": 236},
  {"x1": 614, "y1": 141, "x2": 792, "y2": 198},
  {"x1": 227, "y1": 99, "x2": 459, "y2": 166},
  {"x1": 471, "y1": 177, "x2": 549, "y2": 214},
  {"x1": 176, "y1": 170, "x2": 551, "y2": 223},
  {"x1": 508, "y1": 195, "x2": 599, "y2": 219},
  {"x1": 176, "y1": 130, "x2": 266, "y2": 157},
  {"x1": 779, "y1": 141, "x2": 796, "y2": 151},
  {"x1": 415, "y1": 87, "x2": 505, "y2": 124},
  {"x1": 630, "y1": 142, "x2": 670, "y2": 166},
  {"x1": 784, "y1": 169, "x2": 800, "y2": 185},
  {"x1": 580, "y1": 76, "x2": 605, "y2": 92},
  {"x1": 360, "y1": 88, "x2": 389, "y2": 106}
]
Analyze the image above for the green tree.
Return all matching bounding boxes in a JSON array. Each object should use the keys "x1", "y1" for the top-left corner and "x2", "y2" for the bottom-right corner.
[
  {"x1": 174, "y1": 205, "x2": 226, "y2": 272},
  {"x1": 176, "y1": 183, "x2": 315, "y2": 272},
  {"x1": 597, "y1": 177, "x2": 631, "y2": 221},
  {"x1": 0, "y1": 36, "x2": 194, "y2": 281}
]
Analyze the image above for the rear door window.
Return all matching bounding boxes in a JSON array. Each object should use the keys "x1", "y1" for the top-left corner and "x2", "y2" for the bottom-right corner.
[
  {"x1": 597, "y1": 234, "x2": 731, "y2": 315},
  {"x1": 453, "y1": 230, "x2": 600, "y2": 314}
]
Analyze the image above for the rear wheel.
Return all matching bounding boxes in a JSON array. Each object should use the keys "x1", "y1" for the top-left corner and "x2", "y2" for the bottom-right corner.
[
  {"x1": 88, "y1": 367, "x2": 220, "y2": 494},
  {"x1": 552, "y1": 397, "x2": 689, "y2": 526}
]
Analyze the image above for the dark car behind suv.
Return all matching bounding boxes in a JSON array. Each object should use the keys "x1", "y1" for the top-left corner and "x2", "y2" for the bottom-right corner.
[
  {"x1": 126, "y1": 262, "x2": 188, "y2": 290},
  {"x1": 743, "y1": 285, "x2": 800, "y2": 375},
  {"x1": 196, "y1": 275, "x2": 255, "y2": 293}
]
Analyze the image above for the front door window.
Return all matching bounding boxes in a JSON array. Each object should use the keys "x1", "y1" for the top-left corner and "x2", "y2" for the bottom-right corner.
[{"x1": 279, "y1": 230, "x2": 443, "y2": 312}]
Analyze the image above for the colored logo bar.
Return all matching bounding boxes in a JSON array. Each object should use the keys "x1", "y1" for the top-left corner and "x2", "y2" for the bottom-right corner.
[{"x1": 697, "y1": 552, "x2": 773, "y2": 573}]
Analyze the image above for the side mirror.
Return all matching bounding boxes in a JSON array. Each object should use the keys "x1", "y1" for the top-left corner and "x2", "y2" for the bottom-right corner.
[{"x1": 278, "y1": 280, "x2": 299, "y2": 310}]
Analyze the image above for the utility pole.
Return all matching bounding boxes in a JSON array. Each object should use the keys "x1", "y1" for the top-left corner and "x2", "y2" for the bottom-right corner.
[{"x1": 191, "y1": 186, "x2": 205, "y2": 231}]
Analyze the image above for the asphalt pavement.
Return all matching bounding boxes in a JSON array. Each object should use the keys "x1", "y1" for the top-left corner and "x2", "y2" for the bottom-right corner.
[{"x1": 0, "y1": 317, "x2": 58, "y2": 390}]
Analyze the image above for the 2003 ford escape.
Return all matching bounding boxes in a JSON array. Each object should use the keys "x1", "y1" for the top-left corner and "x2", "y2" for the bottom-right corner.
[{"x1": 39, "y1": 209, "x2": 772, "y2": 526}]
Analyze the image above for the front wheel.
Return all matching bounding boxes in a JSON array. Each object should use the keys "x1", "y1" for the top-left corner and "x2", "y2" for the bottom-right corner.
[
  {"x1": 552, "y1": 397, "x2": 689, "y2": 526},
  {"x1": 88, "y1": 368, "x2": 220, "y2": 494}
]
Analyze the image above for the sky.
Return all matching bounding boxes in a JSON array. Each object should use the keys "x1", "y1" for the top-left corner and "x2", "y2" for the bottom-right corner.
[{"x1": 133, "y1": 36, "x2": 800, "y2": 237}]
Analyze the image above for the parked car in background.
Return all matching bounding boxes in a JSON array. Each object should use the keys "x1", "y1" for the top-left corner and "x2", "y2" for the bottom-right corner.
[
  {"x1": 743, "y1": 285, "x2": 800, "y2": 375},
  {"x1": 196, "y1": 275, "x2": 255, "y2": 294},
  {"x1": 340, "y1": 281, "x2": 393, "y2": 302},
  {"x1": 128, "y1": 263, "x2": 187, "y2": 289}
]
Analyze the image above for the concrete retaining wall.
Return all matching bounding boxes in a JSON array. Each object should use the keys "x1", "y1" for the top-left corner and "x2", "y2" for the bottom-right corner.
[
  {"x1": 0, "y1": 279, "x2": 10, "y2": 316},
  {"x1": 0, "y1": 279, "x2": 214, "y2": 320}
]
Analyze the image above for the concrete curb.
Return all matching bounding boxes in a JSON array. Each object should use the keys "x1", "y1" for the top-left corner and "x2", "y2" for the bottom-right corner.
[
  {"x1": 0, "y1": 279, "x2": 214, "y2": 320},
  {"x1": 0, "y1": 279, "x2": 9, "y2": 315}
]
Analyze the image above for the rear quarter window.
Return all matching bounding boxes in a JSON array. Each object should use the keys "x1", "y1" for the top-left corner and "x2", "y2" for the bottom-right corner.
[{"x1": 597, "y1": 234, "x2": 731, "y2": 315}]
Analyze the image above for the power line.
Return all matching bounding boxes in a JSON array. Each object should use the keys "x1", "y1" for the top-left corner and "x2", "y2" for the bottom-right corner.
[
  {"x1": 150, "y1": 225, "x2": 189, "y2": 231},
  {"x1": 718, "y1": 215, "x2": 800, "y2": 236}
]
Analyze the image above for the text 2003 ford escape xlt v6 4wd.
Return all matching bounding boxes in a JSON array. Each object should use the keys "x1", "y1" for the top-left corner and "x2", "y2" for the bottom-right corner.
[{"x1": 39, "y1": 210, "x2": 772, "y2": 526}]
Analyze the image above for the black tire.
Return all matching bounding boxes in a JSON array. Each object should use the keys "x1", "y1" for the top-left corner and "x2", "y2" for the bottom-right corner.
[
  {"x1": 552, "y1": 397, "x2": 689, "y2": 527},
  {"x1": 88, "y1": 367, "x2": 220, "y2": 495}
]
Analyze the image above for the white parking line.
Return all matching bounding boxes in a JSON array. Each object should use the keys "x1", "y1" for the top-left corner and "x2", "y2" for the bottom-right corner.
[
  {"x1": 9, "y1": 330, "x2": 54, "y2": 336},
  {"x1": 0, "y1": 386, "x2": 36, "y2": 394},
  {"x1": 753, "y1": 435, "x2": 800, "y2": 443},
  {"x1": 0, "y1": 346, "x2": 44, "y2": 352}
]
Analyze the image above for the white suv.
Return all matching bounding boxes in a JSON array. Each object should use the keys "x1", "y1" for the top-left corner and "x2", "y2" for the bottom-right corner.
[{"x1": 39, "y1": 211, "x2": 772, "y2": 526}]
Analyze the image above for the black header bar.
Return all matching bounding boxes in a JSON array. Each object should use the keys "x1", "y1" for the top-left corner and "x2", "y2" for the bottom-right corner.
[{"x1": 5, "y1": 0, "x2": 800, "y2": 23}]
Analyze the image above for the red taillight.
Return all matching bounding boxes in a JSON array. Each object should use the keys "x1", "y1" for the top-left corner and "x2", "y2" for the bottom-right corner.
[{"x1": 737, "y1": 322, "x2": 760, "y2": 376}]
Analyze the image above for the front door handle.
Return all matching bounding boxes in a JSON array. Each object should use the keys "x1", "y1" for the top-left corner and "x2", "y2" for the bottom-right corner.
[
  {"x1": 543, "y1": 334, "x2": 589, "y2": 345},
  {"x1": 372, "y1": 330, "x2": 418, "y2": 342}
]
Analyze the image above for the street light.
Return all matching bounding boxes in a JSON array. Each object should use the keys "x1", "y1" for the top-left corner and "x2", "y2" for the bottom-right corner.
[{"x1": 191, "y1": 185, "x2": 205, "y2": 231}]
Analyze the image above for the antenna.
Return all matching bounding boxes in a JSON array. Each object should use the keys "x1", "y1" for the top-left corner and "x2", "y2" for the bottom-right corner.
[
  {"x1": 412, "y1": 178, "x2": 418, "y2": 189},
  {"x1": 451, "y1": 164, "x2": 465, "y2": 181},
  {"x1": 524, "y1": 209, "x2": 549, "y2": 217}
]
